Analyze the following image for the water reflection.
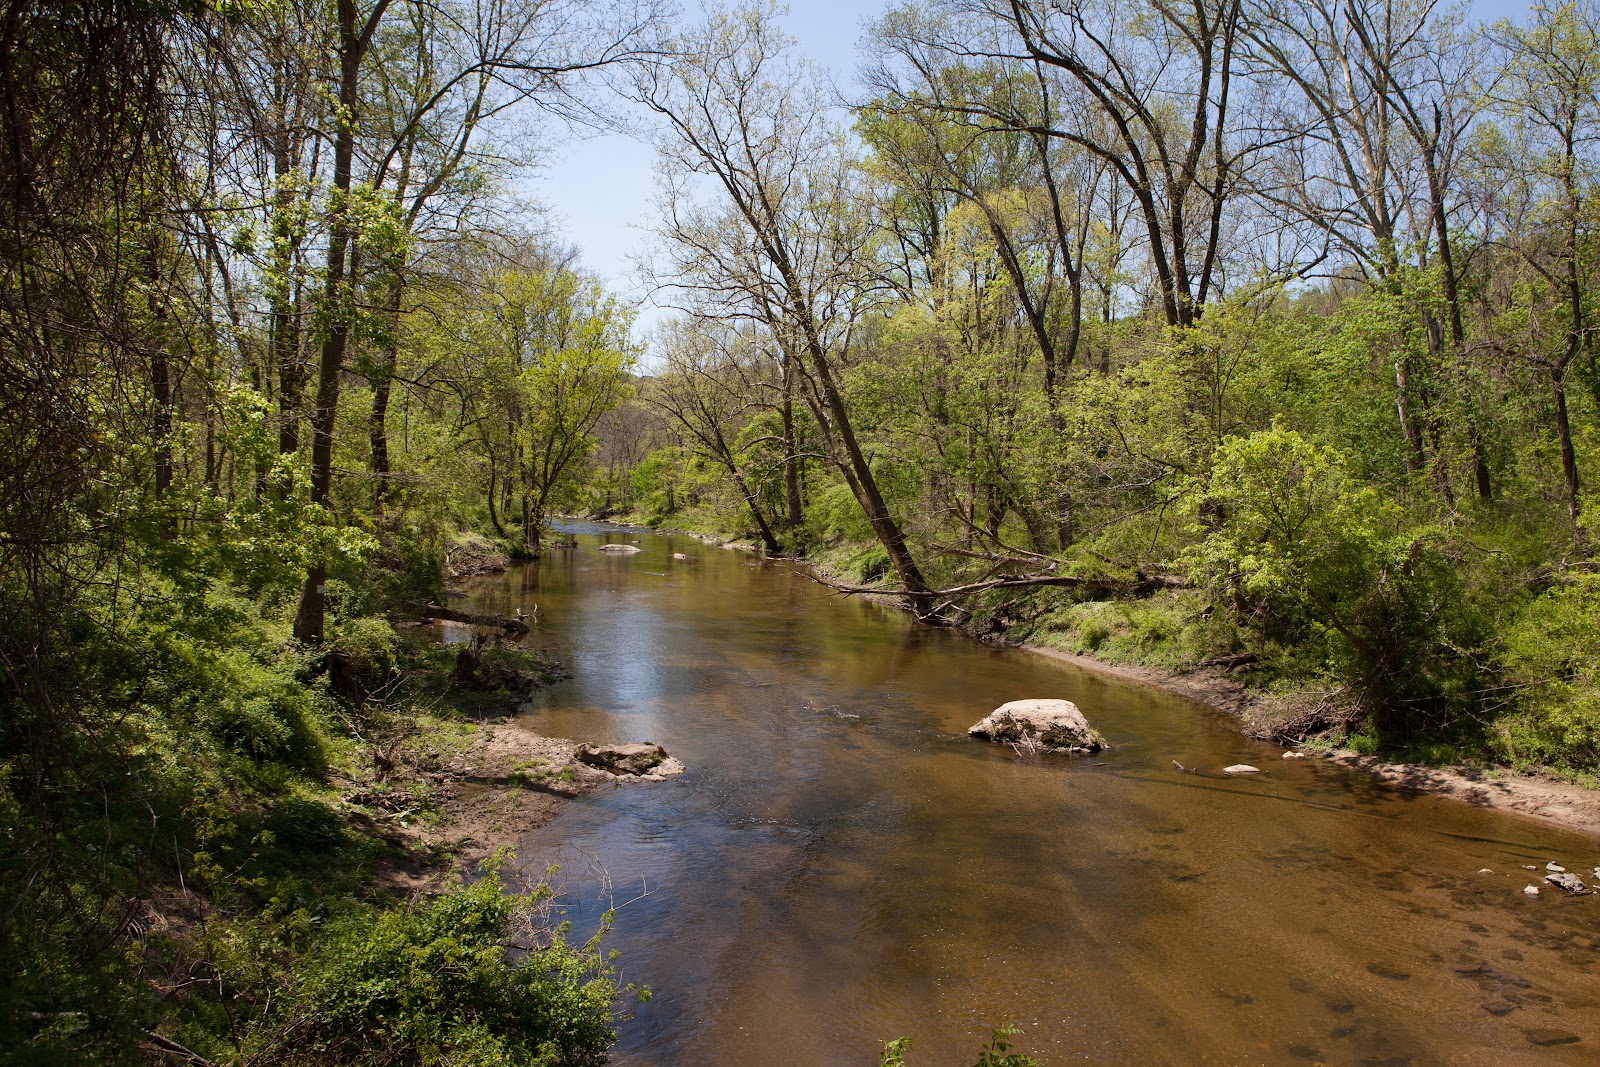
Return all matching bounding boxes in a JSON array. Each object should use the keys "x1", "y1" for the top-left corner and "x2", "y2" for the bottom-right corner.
[{"x1": 458, "y1": 525, "x2": 1599, "y2": 1065}]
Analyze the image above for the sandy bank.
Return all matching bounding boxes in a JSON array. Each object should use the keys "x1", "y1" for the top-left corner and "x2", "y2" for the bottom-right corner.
[{"x1": 1018, "y1": 641, "x2": 1600, "y2": 840}]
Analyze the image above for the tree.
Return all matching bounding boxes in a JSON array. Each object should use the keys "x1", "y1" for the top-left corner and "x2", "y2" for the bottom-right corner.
[
  {"x1": 975, "y1": 0, "x2": 1249, "y2": 328},
  {"x1": 449, "y1": 246, "x2": 634, "y2": 552},
  {"x1": 636, "y1": 2, "x2": 939, "y2": 611},
  {"x1": 1491, "y1": 1, "x2": 1600, "y2": 533}
]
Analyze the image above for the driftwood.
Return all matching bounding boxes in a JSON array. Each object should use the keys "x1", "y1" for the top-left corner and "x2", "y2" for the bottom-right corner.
[
  {"x1": 142, "y1": 1030, "x2": 217, "y2": 1066},
  {"x1": 804, "y1": 569, "x2": 1184, "y2": 601},
  {"x1": 408, "y1": 602, "x2": 530, "y2": 635},
  {"x1": 1195, "y1": 652, "x2": 1258, "y2": 671}
]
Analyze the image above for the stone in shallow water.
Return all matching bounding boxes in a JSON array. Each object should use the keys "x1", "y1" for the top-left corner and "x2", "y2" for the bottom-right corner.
[
  {"x1": 1224, "y1": 764, "x2": 1261, "y2": 775},
  {"x1": 1544, "y1": 871, "x2": 1588, "y2": 894},
  {"x1": 1523, "y1": 885, "x2": 1541, "y2": 896},
  {"x1": 1547, "y1": 862, "x2": 1566, "y2": 872},
  {"x1": 1524, "y1": 1029, "x2": 1581, "y2": 1047},
  {"x1": 598, "y1": 543, "x2": 641, "y2": 554},
  {"x1": 966, "y1": 699, "x2": 1106, "y2": 753}
]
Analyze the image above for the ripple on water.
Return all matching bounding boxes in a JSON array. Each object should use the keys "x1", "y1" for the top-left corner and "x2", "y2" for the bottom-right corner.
[{"x1": 462, "y1": 528, "x2": 1600, "y2": 1066}]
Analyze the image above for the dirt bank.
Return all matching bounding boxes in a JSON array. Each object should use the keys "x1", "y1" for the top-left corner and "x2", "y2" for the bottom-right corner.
[{"x1": 1018, "y1": 641, "x2": 1600, "y2": 840}]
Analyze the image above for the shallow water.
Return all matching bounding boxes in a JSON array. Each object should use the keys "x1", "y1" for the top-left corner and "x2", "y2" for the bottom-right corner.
[{"x1": 462, "y1": 524, "x2": 1599, "y2": 1065}]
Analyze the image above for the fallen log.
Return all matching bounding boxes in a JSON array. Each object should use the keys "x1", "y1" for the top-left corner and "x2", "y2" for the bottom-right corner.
[
  {"x1": 1195, "y1": 652, "x2": 1258, "y2": 671},
  {"x1": 407, "y1": 602, "x2": 531, "y2": 635}
]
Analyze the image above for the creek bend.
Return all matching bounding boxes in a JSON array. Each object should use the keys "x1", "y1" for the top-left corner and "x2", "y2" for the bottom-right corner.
[{"x1": 460, "y1": 522, "x2": 1599, "y2": 1065}]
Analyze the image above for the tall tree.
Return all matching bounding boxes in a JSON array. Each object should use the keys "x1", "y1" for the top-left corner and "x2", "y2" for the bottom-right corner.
[{"x1": 636, "y1": 2, "x2": 939, "y2": 612}]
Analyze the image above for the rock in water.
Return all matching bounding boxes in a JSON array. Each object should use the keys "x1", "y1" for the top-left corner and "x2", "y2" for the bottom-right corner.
[
  {"x1": 1523, "y1": 885, "x2": 1541, "y2": 896},
  {"x1": 598, "y1": 543, "x2": 641, "y2": 554},
  {"x1": 1545, "y1": 872, "x2": 1589, "y2": 894},
  {"x1": 1546, "y1": 862, "x2": 1566, "y2": 873},
  {"x1": 575, "y1": 742, "x2": 671, "y2": 776},
  {"x1": 967, "y1": 699, "x2": 1107, "y2": 753},
  {"x1": 1223, "y1": 765, "x2": 1261, "y2": 775},
  {"x1": 672, "y1": 552, "x2": 688, "y2": 560}
]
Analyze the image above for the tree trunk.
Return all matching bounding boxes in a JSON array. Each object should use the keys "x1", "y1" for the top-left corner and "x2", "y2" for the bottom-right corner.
[
  {"x1": 1554, "y1": 365, "x2": 1581, "y2": 533},
  {"x1": 782, "y1": 371, "x2": 802, "y2": 533},
  {"x1": 294, "y1": 0, "x2": 390, "y2": 645},
  {"x1": 369, "y1": 276, "x2": 403, "y2": 509}
]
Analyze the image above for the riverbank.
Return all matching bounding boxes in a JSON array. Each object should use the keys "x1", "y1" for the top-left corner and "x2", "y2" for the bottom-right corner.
[
  {"x1": 563, "y1": 524, "x2": 1600, "y2": 839},
  {"x1": 1017, "y1": 641, "x2": 1600, "y2": 839}
]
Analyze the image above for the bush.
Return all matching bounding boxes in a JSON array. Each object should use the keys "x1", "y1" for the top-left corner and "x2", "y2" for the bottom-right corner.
[
  {"x1": 329, "y1": 616, "x2": 401, "y2": 705},
  {"x1": 1187, "y1": 427, "x2": 1487, "y2": 738},
  {"x1": 1493, "y1": 575, "x2": 1600, "y2": 775},
  {"x1": 246, "y1": 862, "x2": 620, "y2": 1067}
]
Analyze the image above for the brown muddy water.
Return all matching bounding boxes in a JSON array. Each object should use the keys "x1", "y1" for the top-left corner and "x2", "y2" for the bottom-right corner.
[{"x1": 460, "y1": 522, "x2": 1599, "y2": 1066}]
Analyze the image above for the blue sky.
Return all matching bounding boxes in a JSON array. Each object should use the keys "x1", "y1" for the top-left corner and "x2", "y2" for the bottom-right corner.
[{"x1": 526, "y1": 0, "x2": 1537, "y2": 346}]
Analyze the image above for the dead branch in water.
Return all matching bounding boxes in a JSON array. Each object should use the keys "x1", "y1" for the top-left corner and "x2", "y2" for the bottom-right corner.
[{"x1": 801, "y1": 568, "x2": 1184, "y2": 602}]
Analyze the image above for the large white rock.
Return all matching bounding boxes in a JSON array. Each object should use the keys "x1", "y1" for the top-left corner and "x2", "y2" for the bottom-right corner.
[
  {"x1": 967, "y1": 699, "x2": 1107, "y2": 753},
  {"x1": 598, "y1": 543, "x2": 641, "y2": 554}
]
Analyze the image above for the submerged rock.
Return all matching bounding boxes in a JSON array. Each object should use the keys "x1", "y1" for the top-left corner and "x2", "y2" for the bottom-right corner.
[
  {"x1": 672, "y1": 552, "x2": 688, "y2": 560},
  {"x1": 598, "y1": 543, "x2": 641, "y2": 554},
  {"x1": 1523, "y1": 885, "x2": 1541, "y2": 896},
  {"x1": 1224, "y1": 765, "x2": 1261, "y2": 775},
  {"x1": 575, "y1": 742, "x2": 680, "y2": 778},
  {"x1": 967, "y1": 699, "x2": 1106, "y2": 753}
]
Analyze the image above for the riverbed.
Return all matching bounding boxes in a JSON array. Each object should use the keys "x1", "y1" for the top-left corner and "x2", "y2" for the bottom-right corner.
[{"x1": 460, "y1": 523, "x2": 1599, "y2": 1065}]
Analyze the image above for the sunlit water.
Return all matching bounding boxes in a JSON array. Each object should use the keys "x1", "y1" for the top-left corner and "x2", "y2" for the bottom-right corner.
[{"x1": 459, "y1": 523, "x2": 1599, "y2": 1065}]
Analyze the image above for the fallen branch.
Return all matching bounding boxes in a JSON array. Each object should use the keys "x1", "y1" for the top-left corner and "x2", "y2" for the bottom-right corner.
[
  {"x1": 802, "y1": 569, "x2": 1183, "y2": 600},
  {"x1": 142, "y1": 1031, "x2": 217, "y2": 1066},
  {"x1": 406, "y1": 602, "x2": 531, "y2": 635},
  {"x1": 1195, "y1": 652, "x2": 1258, "y2": 671}
]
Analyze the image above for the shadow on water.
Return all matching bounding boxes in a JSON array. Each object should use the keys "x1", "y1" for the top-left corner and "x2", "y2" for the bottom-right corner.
[{"x1": 458, "y1": 524, "x2": 1600, "y2": 1066}]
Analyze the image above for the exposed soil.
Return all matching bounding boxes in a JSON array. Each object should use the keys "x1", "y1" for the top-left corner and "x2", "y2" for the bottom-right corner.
[
  {"x1": 445, "y1": 533, "x2": 510, "y2": 583},
  {"x1": 1018, "y1": 641, "x2": 1600, "y2": 840}
]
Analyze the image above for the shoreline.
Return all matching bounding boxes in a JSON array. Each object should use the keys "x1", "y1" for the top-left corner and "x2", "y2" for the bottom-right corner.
[
  {"x1": 1016, "y1": 640, "x2": 1600, "y2": 840},
  {"x1": 475, "y1": 525, "x2": 1600, "y2": 841}
]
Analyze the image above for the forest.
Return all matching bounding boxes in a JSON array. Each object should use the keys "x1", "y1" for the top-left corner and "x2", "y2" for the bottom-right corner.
[{"x1": 2, "y1": 0, "x2": 1598, "y2": 1063}]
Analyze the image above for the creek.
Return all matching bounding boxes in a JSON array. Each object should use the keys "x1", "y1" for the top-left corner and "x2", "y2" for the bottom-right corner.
[{"x1": 459, "y1": 522, "x2": 1599, "y2": 1065}]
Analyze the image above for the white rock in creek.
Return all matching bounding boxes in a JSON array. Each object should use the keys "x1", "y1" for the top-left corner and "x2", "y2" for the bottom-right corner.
[
  {"x1": 967, "y1": 699, "x2": 1107, "y2": 753},
  {"x1": 1282, "y1": 751, "x2": 1307, "y2": 759},
  {"x1": 1545, "y1": 872, "x2": 1589, "y2": 894},
  {"x1": 1478, "y1": 868, "x2": 1494, "y2": 875},
  {"x1": 1524, "y1": 885, "x2": 1541, "y2": 896},
  {"x1": 598, "y1": 543, "x2": 641, "y2": 554},
  {"x1": 1223, "y1": 765, "x2": 1261, "y2": 775},
  {"x1": 1547, "y1": 862, "x2": 1567, "y2": 873},
  {"x1": 672, "y1": 552, "x2": 688, "y2": 560}
]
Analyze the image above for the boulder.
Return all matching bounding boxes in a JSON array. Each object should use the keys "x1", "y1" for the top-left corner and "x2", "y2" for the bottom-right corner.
[
  {"x1": 598, "y1": 543, "x2": 641, "y2": 554},
  {"x1": 1224, "y1": 765, "x2": 1262, "y2": 775},
  {"x1": 575, "y1": 742, "x2": 673, "y2": 776},
  {"x1": 967, "y1": 699, "x2": 1106, "y2": 753},
  {"x1": 1544, "y1": 872, "x2": 1589, "y2": 894}
]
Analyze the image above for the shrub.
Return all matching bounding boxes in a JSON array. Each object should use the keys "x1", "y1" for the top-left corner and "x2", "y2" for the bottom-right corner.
[
  {"x1": 1186, "y1": 426, "x2": 1487, "y2": 738},
  {"x1": 246, "y1": 862, "x2": 620, "y2": 1067},
  {"x1": 1493, "y1": 575, "x2": 1600, "y2": 775}
]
